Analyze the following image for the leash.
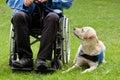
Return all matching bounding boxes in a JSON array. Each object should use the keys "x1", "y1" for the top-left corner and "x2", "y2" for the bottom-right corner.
[
  {"x1": 33, "y1": 0, "x2": 62, "y2": 69},
  {"x1": 33, "y1": 1, "x2": 46, "y2": 28}
]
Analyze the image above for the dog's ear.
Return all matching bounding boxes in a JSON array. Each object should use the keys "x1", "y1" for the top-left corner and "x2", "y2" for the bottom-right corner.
[{"x1": 83, "y1": 29, "x2": 95, "y2": 39}]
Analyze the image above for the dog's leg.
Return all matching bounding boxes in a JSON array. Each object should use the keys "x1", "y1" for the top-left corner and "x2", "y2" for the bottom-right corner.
[
  {"x1": 73, "y1": 45, "x2": 81, "y2": 64},
  {"x1": 82, "y1": 65, "x2": 97, "y2": 73},
  {"x1": 102, "y1": 50, "x2": 106, "y2": 63},
  {"x1": 62, "y1": 64, "x2": 80, "y2": 73},
  {"x1": 102, "y1": 58, "x2": 106, "y2": 63}
]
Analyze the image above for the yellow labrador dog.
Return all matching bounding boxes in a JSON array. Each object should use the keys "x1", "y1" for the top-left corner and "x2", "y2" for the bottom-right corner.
[{"x1": 63, "y1": 26, "x2": 106, "y2": 73}]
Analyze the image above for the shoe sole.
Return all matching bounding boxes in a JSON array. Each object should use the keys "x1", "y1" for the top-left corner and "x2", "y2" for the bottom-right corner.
[
  {"x1": 35, "y1": 65, "x2": 56, "y2": 73},
  {"x1": 35, "y1": 68, "x2": 56, "y2": 74},
  {"x1": 11, "y1": 67, "x2": 33, "y2": 71}
]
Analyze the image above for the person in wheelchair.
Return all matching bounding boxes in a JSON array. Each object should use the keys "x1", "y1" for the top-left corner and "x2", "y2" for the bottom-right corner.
[{"x1": 6, "y1": 0, "x2": 73, "y2": 72}]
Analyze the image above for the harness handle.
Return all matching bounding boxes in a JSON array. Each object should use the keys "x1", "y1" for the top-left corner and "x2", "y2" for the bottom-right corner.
[{"x1": 33, "y1": 0, "x2": 63, "y2": 15}]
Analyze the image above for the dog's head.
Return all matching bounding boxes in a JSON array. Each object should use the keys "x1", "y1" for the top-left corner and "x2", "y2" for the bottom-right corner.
[{"x1": 73, "y1": 26, "x2": 97, "y2": 40}]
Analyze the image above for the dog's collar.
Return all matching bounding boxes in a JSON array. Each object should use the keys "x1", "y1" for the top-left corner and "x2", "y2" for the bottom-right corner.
[{"x1": 79, "y1": 50, "x2": 104, "y2": 63}]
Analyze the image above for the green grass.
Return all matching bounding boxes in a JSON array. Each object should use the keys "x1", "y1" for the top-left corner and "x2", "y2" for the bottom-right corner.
[{"x1": 0, "y1": 0, "x2": 120, "y2": 80}]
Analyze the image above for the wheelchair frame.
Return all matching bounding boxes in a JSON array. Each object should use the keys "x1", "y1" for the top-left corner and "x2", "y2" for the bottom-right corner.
[{"x1": 9, "y1": 16, "x2": 70, "y2": 69}]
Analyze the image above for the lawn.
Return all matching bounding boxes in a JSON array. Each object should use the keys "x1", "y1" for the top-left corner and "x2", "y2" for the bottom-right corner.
[{"x1": 0, "y1": 0, "x2": 120, "y2": 80}]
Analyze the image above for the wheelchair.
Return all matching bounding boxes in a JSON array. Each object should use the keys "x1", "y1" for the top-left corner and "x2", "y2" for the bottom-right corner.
[{"x1": 9, "y1": 16, "x2": 70, "y2": 71}]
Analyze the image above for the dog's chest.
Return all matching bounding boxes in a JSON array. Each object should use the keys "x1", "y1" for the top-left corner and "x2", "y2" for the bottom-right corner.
[
  {"x1": 82, "y1": 46, "x2": 98, "y2": 55},
  {"x1": 82, "y1": 42, "x2": 101, "y2": 55}
]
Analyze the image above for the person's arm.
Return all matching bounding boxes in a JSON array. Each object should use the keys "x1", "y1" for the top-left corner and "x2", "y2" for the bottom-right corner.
[
  {"x1": 6, "y1": 0, "x2": 25, "y2": 9},
  {"x1": 39, "y1": 0, "x2": 47, "y2": 3},
  {"x1": 51, "y1": 0, "x2": 73, "y2": 9}
]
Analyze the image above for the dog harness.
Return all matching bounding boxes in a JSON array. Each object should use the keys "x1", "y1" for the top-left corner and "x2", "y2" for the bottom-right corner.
[{"x1": 79, "y1": 50, "x2": 104, "y2": 63}]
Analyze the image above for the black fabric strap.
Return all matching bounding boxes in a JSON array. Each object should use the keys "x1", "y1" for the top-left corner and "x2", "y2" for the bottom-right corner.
[{"x1": 80, "y1": 50, "x2": 99, "y2": 62}]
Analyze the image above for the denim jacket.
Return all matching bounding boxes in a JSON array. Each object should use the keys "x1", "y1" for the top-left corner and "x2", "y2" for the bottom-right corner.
[{"x1": 6, "y1": 0, "x2": 73, "y2": 16}]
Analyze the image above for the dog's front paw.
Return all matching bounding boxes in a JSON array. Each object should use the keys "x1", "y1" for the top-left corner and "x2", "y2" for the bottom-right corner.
[
  {"x1": 62, "y1": 70, "x2": 69, "y2": 73},
  {"x1": 82, "y1": 70, "x2": 87, "y2": 74},
  {"x1": 82, "y1": 66, "x2": 97, "y2": 73},
  {"x1": 102, "y1": 59, "x2": 107, "y2": 64},
  {"x1": 62, "y1": 71, "x2": 66, "y2": 73}
]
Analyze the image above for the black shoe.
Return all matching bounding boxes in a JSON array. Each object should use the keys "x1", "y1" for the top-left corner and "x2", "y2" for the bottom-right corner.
[
  {"x1": 35, "y1": 59, "x2": 48, "y2": 72},
  {"x1": 11, "y1": 58, "x2": 33, "y2": 71},
  {"x1": 35, "y1": 59, "x2": 56, "y2": 73}
]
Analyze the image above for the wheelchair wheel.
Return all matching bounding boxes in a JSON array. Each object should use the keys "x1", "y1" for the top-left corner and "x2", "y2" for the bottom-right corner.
[
  {"x1": 59, "y1": 17, "x2": 70, "y2": 64},
  {"x1": 9, "y1": 24, "x2": 17, "y2": 66}
]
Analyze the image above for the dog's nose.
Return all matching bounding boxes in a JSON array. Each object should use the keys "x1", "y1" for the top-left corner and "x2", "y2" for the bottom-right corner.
[{"x1": 73, "y1": 28, "x2": 76, "y2": 31}]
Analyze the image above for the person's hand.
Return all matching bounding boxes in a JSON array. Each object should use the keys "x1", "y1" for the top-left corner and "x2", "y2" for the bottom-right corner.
[
  {"x1": 24, "y1": 0, "x2": 34, "y2": 7},
  {"x1": 38, "y1": 0, "x2": 47, "y2": 3},
  {"x1": 24, "y1": 0, "x2": 47, "y2": 7}
]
